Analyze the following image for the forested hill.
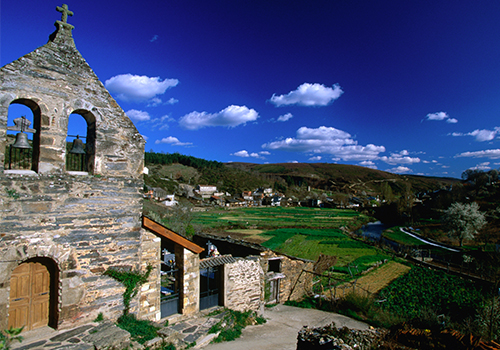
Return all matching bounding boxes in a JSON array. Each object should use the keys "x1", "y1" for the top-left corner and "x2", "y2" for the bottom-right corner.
[
  {"x1": 144, "y1": 152, "x2": 459, "y2": 198},
  {"x1": 145, "y1": 152, "x2": 223, "y2": 170}
]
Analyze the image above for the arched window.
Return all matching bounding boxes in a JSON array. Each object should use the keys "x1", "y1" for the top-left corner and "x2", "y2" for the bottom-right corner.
[
  {"x1": 5, "y1": 100, "x2": 41, "y2": 173},
  {"x1": 65, "y1": 110, "x2": 95, "y2": 174}
]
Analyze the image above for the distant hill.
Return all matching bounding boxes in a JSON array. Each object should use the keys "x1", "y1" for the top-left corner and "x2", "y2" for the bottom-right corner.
[
  {"x1": 144, "y1": 152, "x2": 459, "y2": 199},
  {"x1": 225, "y1": 162, "x2": 458, "y2": 196}
]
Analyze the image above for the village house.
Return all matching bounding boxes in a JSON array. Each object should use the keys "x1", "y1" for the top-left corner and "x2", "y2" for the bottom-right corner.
[
  {"x1": 0, "y1": 5, "x2": 266, "y2": 333},
  {"x1": 162, "y1": 194, "x2": 178, "y2": 207},
  {"x1": 195, "y1": 185, "x2": 217, "y2": 199}
]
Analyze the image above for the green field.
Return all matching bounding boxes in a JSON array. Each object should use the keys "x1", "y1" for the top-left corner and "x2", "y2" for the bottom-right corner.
[
  {"x1": 193, "y1": 207, "x2": 389, "y2": 275},
  {"x1": 192, "y1": 206, "x2": 370, "y2": 230},
  {"x1": 382, "y1": 227, "x2": 424, "y2": 246}
]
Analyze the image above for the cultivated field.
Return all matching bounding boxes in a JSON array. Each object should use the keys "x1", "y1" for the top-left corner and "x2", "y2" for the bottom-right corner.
[
  {"x1": 193, "y1": 207, "x2": 390, "y2": 274},
  {"x1": 349, "y1": 261, "x2": 411, "y2": 294}
]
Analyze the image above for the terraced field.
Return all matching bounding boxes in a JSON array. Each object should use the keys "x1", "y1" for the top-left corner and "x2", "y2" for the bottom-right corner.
[
  {"x1": 193, "y1": 207, "x2": 390, "y2": 273},
  {"x1": 192, "y1": 206, "x2": 369, "y2": 230}
]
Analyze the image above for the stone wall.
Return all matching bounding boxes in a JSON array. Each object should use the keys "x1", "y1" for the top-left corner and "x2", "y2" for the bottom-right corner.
[
  {"x1": 0, "y1": 21, "x2": 145, "y2": 177},
  {"x1": 261, "y1": 251, "x2": 314, "y2": 302},
  {"x1": 176, "y1": 246, "x2": 199, "y2": 315},
  {"x1": 0, "y1": 15, "x2": 154, "y2": 331},
  {"x1": 138, "y1": 230, "x2": 161, "y2": 321},
  {"x1": 0, "y1": 173, "x2": 154, "y2": 329},
  {"x1": 224, "y1": 257, "x2": 263, "y2": 312}
]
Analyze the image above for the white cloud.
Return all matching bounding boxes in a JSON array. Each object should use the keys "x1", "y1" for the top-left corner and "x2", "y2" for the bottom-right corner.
[
  {"x1": 260, "y1": 151, "x2": 271, "y2": 155},
  {"x1": 231, "y1": 150, "x2": 266, "y2": 159},
  {"x1": 470, "y1": 162, "x2": 491, "y2": 171},
  {"x1": 425, "y1": 112, "x2": 457, "y2": 123},
  {"x1": 126, "y1": 109, "x2": 151, "y2": 122},
  {"x1": 277, "y1": 113, "x2": 293, "y2": 122},
  {"x1": 380, "y1": 150, "x2": 420, "y2": 165},
  {"x1": 360, "y1": 160, "x2": 377, "y2": 169},
  {"x1": 154, "y1": 136, "x2": 192, "y2": 146},
  {"x1": 288, "y1": 160, "x2": 299, "y2": 163},
  {"x1": 451, "y1": 127, "x2": 500, "y2": 142},
  {"x1": 147, "y1": 97, "x2": 162, "y2": 107},
  {"x1": 387, "y1": 166, "x2": 412, "y2": 174},
  {"x1": 179, "y1": 105, "x2": 259, "y2": 130},
  {"x1": 262, "y1": 126, "x2": 385, "y2": 162},
  {"x1": 105, "y1": 74, "x2": 179, "y2": 103},
  {"x1": 470, "y1": 129, "x2": 499, "y2": 141},
  {"x1": 297, "y1": 126, "x2": 352, "y2": 140},
  {"x1": 166, "y1": 98, "x2": 179, "y2": 105},
  {"x1": 150, "y1": 114, "x2": 175, "y2": 131},
  {"x1": 456, "y1": 149, "x2": 500, "y2": 159},
  {"x1": 232, "y1": 150, "x2": 250, "y2": 157},
  {"x1": 309, "y1": 156, "x2": 322, "y2": 161},
  {"x1": 269, "y1": 83, "x2": 344, "y2": 107}
]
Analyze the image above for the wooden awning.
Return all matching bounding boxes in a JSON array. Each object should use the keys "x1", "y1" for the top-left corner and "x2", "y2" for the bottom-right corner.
[{"x1": 142, "y1": 216, "x2": 204, "y2": 254}]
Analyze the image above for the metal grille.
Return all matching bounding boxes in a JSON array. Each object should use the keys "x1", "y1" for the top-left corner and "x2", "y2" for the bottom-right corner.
[
  {"x1": 65, "y1": 142, "x2": 87, "y2": 172},
  {"x1": 160, "y1": 262, "x2": 179, "y2": 317},
  {"x1": 200, "y1": 266, "x2": 219, "y2": 310},
  {"x1": 6, "y1": 146, "x2": 33, "y2": 170}
]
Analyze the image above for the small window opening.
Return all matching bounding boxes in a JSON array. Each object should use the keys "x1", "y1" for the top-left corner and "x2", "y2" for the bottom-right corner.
[
  {"x1": 268, "y1": 258, "x2": 282, "y2": 273},
  {"x1": 5, "y1": 104, "x2": 37, "y2": 172},
  {"x1": 66, "y1": 113, "x2": 89, "y2": 173}
]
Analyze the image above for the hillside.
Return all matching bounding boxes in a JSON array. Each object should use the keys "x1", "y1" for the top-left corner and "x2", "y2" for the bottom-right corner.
[
  {"x1": 225, "y1": 162, "x2": 458, "y2": 197},
  {"x1": 144, "y1": 152, "x2": 459, "y2": 200}
]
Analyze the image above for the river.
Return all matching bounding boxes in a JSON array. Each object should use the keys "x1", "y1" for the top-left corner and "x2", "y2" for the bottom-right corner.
[{"x1": 357, "y1": 221, "x2": 387, "y2": 241}]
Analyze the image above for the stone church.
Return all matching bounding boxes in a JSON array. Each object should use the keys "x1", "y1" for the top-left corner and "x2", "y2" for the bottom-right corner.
[
  {"x1": 0, "y1": 4, "x2": 313, "y2": 334},
  {"x1": 0, "y1": 4, "x2": 202, "y2": 332}
]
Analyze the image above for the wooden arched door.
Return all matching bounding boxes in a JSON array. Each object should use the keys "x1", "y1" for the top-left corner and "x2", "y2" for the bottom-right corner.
[{"x1": 8, "y1": 262, "x2": 50, "y2": 331}]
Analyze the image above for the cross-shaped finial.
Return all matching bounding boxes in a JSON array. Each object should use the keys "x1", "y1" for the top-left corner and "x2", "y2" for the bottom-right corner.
[{"x1": 56, "y1": 4, "x2": 73, "y2": 24}]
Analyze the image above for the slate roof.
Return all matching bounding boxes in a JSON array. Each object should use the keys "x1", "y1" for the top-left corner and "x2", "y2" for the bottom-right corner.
[{"x1": 199, "y1": 255, "x2": 237, "y2": 269}]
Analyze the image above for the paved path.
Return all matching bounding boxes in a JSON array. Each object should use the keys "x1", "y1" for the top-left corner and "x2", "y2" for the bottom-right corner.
[
  {"x1": 12, "y1": 305, "x2": 368, "y2": 350},
  {"x1": 202, "y1": 304, "x2": 370, "y2": 350}
]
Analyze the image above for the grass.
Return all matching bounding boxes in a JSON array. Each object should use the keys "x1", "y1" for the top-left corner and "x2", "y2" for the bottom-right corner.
[
  {"x1": 193, "y1": 207, "x2": 389, "y2": 275},
  {"x1": 192, "y1": 207, "x2": 371, "y2": 231},
  {"x1": 116, "y1": 314, "x2": 159, "y2": 344},
  {"x1": 382, "y1": 227, "x2": 426, "y2": 246},
  {"x1": 209, "y1": 309, "x2": 266, "y2": 343},
  {"x1": 259, "y1": 227, "x2": 389, "y2": 268}
]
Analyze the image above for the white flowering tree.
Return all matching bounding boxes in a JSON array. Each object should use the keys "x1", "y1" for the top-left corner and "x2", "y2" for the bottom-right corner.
[{"x1": 443, "y1": 202, "x2": 486, "y2": 246}]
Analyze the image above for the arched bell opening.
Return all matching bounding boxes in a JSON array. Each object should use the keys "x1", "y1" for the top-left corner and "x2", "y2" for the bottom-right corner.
[
  {"x1": 8, "y1": 257, "x2": 60, "y2": 331},
  {"x1": 4, "y1": 100, "x2": 41, "y2": 173},
  {"x1": 65, "y1": 110, "x2": 96, "y2": 174}
]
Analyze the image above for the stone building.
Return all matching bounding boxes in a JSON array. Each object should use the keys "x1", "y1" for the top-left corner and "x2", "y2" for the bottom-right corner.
[
  {"x1": 0, "y1": 5, "x2": 158, "y2": 332},
  {"x1": 0, "y1": 5, "x2": 267, "y2": 333},
  {"x1": 261, "y1": 251, "x2": 314, "y2": 303}
]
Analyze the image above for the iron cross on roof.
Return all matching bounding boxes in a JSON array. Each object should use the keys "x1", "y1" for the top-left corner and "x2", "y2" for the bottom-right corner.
[{"x1": 56, "y1": 4, "x2": 73, "y2": 24}]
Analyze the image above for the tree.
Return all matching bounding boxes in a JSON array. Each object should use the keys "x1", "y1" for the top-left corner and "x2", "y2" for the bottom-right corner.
[{"x1": 443, "y1": 202, "x2": 486, "y2": 246}]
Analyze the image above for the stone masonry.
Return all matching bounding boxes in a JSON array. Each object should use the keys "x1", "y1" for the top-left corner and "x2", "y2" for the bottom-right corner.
[
  {"x1": 223, "y1": 257, "x2": 264, "y2": 312},
  {"x1": 261, "y1": 251, "x2": 314, "y2": 302},
  {"x1": 176, "y1": 246, "x2": 200, "y2": 316},
  {"x1": 0, "y1": 7, "x2": 161, "y2": 330}
]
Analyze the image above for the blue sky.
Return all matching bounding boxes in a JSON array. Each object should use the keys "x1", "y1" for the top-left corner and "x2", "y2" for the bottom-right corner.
[{"x1": 2, "y1": 1, "x2": 500, "y2": 178}]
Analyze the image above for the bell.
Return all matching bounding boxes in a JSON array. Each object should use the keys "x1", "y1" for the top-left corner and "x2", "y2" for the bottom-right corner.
[
  {"x1": 11, "y1": 132, "x2": 31, "y2": 149},
  {"x1": 69, "y1": 136, "x2": 86, "y2": 154}
]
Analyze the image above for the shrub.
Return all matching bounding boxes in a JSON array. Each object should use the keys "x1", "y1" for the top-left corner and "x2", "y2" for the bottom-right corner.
[
  {"x1": 104, "y1": 265, "x2": 153, "y2": 315},
  {"x1": 379, "y1": 266, "x2": 485, "y2": 322}
]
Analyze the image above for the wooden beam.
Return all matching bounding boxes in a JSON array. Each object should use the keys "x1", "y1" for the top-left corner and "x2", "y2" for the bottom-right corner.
[{"x1": 142, "y1": 216, "x2": 204, "y2": 254}]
